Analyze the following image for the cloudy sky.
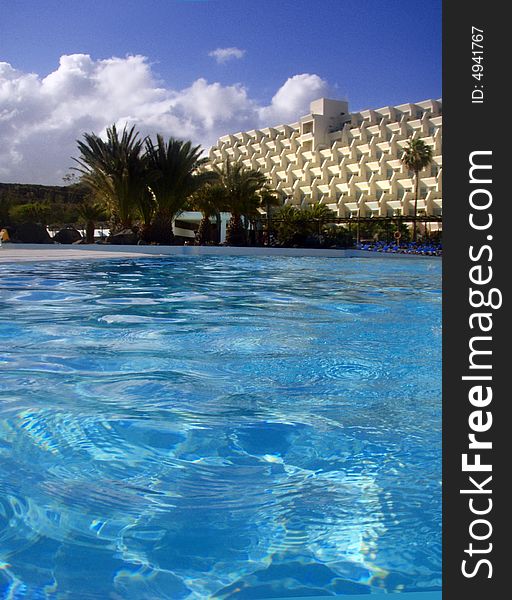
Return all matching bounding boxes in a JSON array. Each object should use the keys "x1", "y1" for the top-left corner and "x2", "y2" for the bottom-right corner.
[{"x1": 0, "y1": 0, "x2": 441, "y2": 185}]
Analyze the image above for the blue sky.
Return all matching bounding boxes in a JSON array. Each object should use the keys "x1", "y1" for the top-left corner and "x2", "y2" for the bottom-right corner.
[{"x1": 0, "y1": 0, "x2": 441, "y2": 184}]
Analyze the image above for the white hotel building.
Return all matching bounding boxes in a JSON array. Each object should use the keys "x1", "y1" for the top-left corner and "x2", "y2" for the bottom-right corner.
[{"x1": 208, "y1": 97, "x2": 442, "y2": 219}]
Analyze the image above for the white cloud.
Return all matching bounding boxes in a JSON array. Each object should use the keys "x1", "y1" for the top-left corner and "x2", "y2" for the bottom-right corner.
[
  {"x1": 0, "y1": 54, "x2": 330, "y2": 184},
  {"x1": 208, "y1": 47, "x2": 246, "y2": 64},
  {"x1": 258, "y1": 73, "x2": 329, "y2": 125}
]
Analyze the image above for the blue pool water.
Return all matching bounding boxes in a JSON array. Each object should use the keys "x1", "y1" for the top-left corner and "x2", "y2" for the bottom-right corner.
[{"x1": 0, "y1": 256, "x2": 441, "y2": 598}]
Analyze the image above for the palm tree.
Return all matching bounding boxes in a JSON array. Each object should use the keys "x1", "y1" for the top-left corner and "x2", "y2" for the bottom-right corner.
[
  {"x1": 137, "y1": 186, "x2": 158, "y2": 242},
  {"x1": 73, "y1": 125, "x2": 148, "y2": 230},
  {"x1": 303, "y1": 202, "x2": 336, "y2": 221},
  {"x1": 273, "y1": 203, "x2": 335, "y2": 246},
  {"x1": 190, "y1": 182, "x2": 226, "y2": 245},
  {"x1": 273, "y1": 204, "x2": 304, "y2": 246},
  {"x1": 401, "y1": 137, "x2": 433, "y2": 241},
  {"x1": 77, "y1": 201, "x2": 107, "y2": 243},
  {"x1": 257, "y1": 187, "x2": 282, "y2": 244},
  {"x1": 144, "y1": 135, "x2": 212, "y2": 244},
  {"x1": 211, "y1": 160, "x2": 268, "y2": 246},
  {"x1": 304, "y1": 202, "x2": 336, "y2": 238}
]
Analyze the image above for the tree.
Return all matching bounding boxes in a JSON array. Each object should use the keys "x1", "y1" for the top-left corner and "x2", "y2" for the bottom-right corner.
[
  {"x1": 211, "y1": 160, "x2": 268, "y2": 246},
  {"x1": 273, "y1": 203, "x2": 336, "y2": 247},
  {"x1": 356, "y1": 219, "x2": 410, "y2": 243},
  {"x1": 9, "y1": 202, "x2": 51, "y2": 225},
  {"x1": 77, "y1": 202, "x2": 108, "y2": 243},
  {"x1": 145, "y1": 135, "x2": 212, "y2": 244},
  {"x1": 257, "y1": 187, "x2": 282, "y2": 244},
  {"x1": 190, "y1": 182, "x2": 226, "y2": 245},
  {"x1": 73, "y1": 125, "x2": 148, "y2": 230},
  {"x1": 303, "y1": 202, "x2": 336, "y2": 233},
  {"x1": 62, "y1": 172, "x2": 79, "y2": 186},
  {"x1": 273, "y1": 205, "x2": 305, "y2": 246},
  {"x1": 0, "y1": 193, "x2": 13, "y2": 227},
  {"x1": 401, "y1": 137, "x2": 433, "y2": 241},
  {"x1": 136, "y1": 187, "x2": 158, "y2": 242}
]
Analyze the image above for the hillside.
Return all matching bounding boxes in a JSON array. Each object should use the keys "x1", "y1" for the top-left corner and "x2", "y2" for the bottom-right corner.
[
  {"x1": 0, "y1": 182, "x2": 88, "y2": 205},
  {"x1": 0, "y1": 182, "x2": 91, "y2": 228}
]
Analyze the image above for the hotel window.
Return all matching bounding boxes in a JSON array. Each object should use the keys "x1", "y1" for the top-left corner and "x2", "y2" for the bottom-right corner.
[{"x1": 302, "y1": 121, "x2": 313, "y2": 135}]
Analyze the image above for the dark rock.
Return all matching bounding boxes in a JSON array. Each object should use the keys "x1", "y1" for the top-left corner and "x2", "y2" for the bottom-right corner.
[
  {"x1": 13, "y1": 223, "x2": 53, "y2": 244},
  {"x1": 54, "y1": 226, "x2": 83, "y2": 244},
  {"x1": 107, "y1": 228, "x2": 138, "y2": 245}
]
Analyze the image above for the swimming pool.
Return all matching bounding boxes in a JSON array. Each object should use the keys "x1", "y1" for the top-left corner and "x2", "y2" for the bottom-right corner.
[{"x1": 0, "y1": 256, "x2": 441, "y2": 598}]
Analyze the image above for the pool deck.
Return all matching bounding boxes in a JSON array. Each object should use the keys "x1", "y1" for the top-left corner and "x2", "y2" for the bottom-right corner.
[
  {"x1": 0, "y1": 243, "x2": 438, "y2": 264},
  {"x1": 0, "y1": 245, "x2": 159, "y2": 263}
]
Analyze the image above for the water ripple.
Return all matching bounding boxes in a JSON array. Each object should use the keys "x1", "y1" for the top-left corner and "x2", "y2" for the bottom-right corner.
[{"x1": 0, "y1": 255, "x2": 442, "y2": 598}]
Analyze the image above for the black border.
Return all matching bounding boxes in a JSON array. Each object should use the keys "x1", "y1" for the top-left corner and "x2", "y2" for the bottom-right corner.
[{"x1": 443, "y1": 2, "x2": 505, "y2": 597}]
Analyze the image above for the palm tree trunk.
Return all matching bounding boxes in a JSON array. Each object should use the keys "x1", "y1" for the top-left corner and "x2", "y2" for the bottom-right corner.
[
  {"x1": 109, "y1": 213, "x2": 122, "y2": 234},
  {"x1": 265, "y1": 200, "x2": 272, "y2": 246},
  {"x1": 138, "y1": 222, "x2": 152, "y2": 243},
  {"x1": 197, "y1": 215, "x2": 211, "y2": 245},
  {"x1": 86, "y1": 220, "x2": 95, "y2": 244},
  {"x1": 215, "y1": 211, "x2": 221, "y2": 244},
  {"x1": 149, "y1": 208, "x2": 174, "y2": 245},
  {"x1": 413, "y1": 170, "x2": 419, "y2": 242},
  {"x1": 225, "y1": 213, "x2": 245, "y2": 246}
]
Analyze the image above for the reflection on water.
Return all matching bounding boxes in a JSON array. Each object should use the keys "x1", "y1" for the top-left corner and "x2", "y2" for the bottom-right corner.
[{"x1": 0, "y1": 256, "x2": 441, "y2": 598}]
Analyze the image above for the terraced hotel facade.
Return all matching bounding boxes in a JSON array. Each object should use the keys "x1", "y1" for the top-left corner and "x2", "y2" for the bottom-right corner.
[{"x1": 209, "y1": 98, "x2": 442, "y2": 218}]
